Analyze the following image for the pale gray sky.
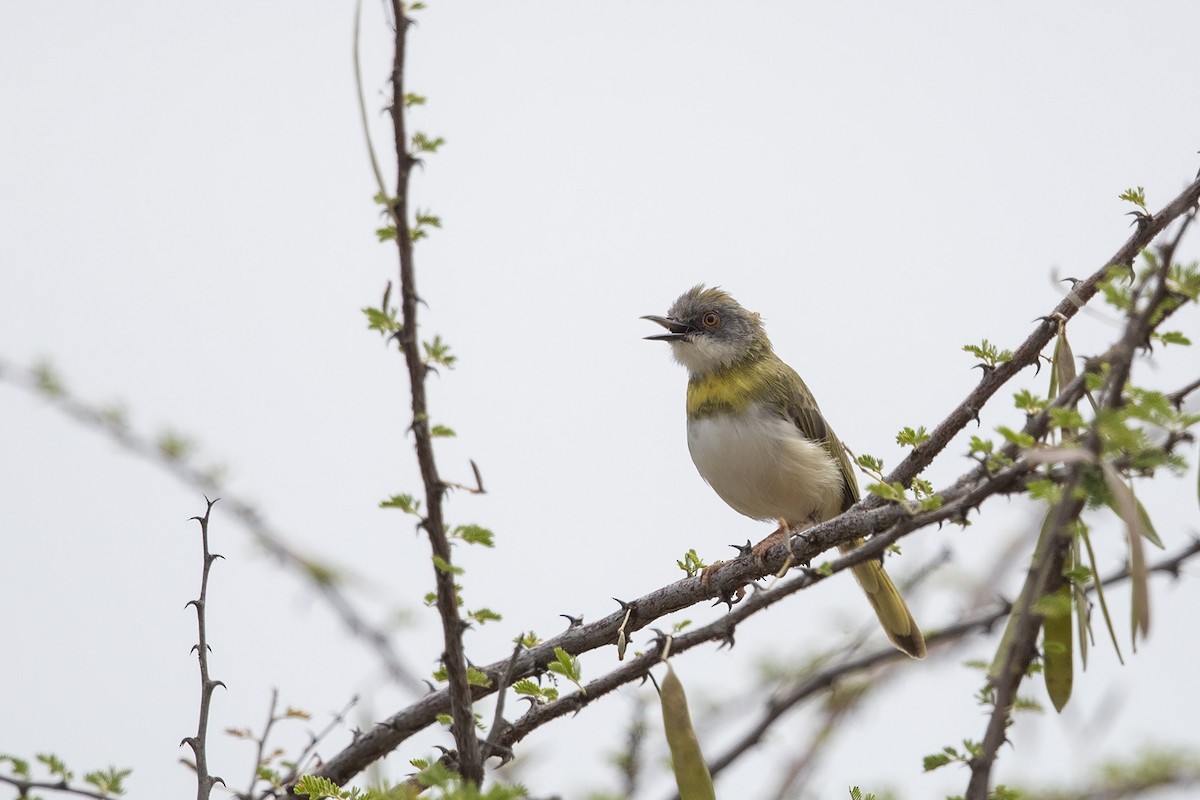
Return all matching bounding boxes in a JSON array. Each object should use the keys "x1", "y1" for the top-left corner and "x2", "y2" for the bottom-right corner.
[{"x1": 3, "y1": 3, "x2": 1200, "y2": 798}]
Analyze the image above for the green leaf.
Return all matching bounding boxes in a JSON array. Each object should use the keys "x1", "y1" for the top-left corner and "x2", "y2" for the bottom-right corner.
[
  {"x1": 968, "y1": 436, "x2": 994, "y2": 456},
  {"x1": 963, "y1": 338, "x2": 1013, "y2": 367},
  {"x1": 676, "y1": 548, "x2": 706, "y2": 577},
  {"x1": 362, "y1": 304, "x2": 401, "y2": 336},
  {"x1": 379, "y1": 493, "x2": 421, "y2": 514},
  {"x1": 1153, "y1": 330, "x2": 1191, "y2": 346},
  {"x1": 466, "y1": 666, "x2": 492, "y2": 688},
  {"x1": 293, "y1": 775, "x2": 345, "y2": 799},
  {"x1": 514, "y1": 631, "x2": 540, "y2": 648},
  {"x1": 430, "y1": 424, "x2": 455, "y2": 438},
  {"x1": 865, "y1": 481, "x2": 906, "y2": 503},
  {"x1": 996, "y1": 426, "x2": 1035, "y2": 448},
  {"x1": 431, "y1": 554, "x2": 463, "y2": 576},
  {"x1": 411, "y1": 131, "x2": 446, "y2": 153},
  {"x1": 855, "y1": 453, "x2": 884, "y2": 473},
  {"x1": 468, "y1": 607, "x2": 502, "y2": 625},
  {"x1": 452, "y1": 524, "x2": 495, "y2": 547},
  {"x1": 1013, "y1": 389, "x2": 1046, "y2": 414},
  {"x1": 896, "y1": 425, "x2": 931, "y2": 447},
  {"x1": 37, "y1": 753, "x2": 72, "y2": 781},
  {"x1": 547, "y1": 647, "x2": 584, "y2": 692},
  {"x1": 84, "y1": 765, "x2": 132, "y2": 796},
  {"x1": 422, "y1": 335, "x2": 457, "y2": 368},
  {"x1": 659, "y1": 662, "x2": 716, "y2": 800},
  {"x1": 0, "y1": 755, "x2": 32, "y2": 779},
  {"x1": 1118, "y1": 186, "x2": 1148, "y2": 212},
  {"x1": 375, "y1": 225, "x2": 397, "y2": 242}
]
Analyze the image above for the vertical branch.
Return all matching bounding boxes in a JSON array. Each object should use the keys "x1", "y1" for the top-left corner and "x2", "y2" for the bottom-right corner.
[
  {"x1": 182, "y1": 497, "x2": 226, "y2": 800},
  {"x1": 386, "y1": 1, "x2": 483, "y2": 784},
  {"x1": 965, "y1": 484, "x2": 1080, "y2": 799}
]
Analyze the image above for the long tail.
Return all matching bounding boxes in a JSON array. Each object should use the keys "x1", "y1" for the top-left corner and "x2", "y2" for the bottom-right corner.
[{"x1": 841, "y1": 540, "x2": 926, "y2": 659}]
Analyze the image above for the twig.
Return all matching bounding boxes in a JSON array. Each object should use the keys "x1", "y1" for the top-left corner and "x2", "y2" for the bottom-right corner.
[
  {"x1": 181, "y1": 498, "x2": 227, "y2": 800},
  {"x1": 241, "y1": 689, "x2": 280, "y2": 800}
]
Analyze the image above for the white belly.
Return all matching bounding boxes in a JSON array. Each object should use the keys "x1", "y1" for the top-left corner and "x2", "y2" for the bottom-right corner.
[{"x1": 687, "y1": 404, "x2": 844, "y2": 523}]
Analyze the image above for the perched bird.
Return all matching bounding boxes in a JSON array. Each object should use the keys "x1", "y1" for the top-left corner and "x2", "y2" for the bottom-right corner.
[{"x1": 643, "y1": 285, "x2": 926, "y2": 659}]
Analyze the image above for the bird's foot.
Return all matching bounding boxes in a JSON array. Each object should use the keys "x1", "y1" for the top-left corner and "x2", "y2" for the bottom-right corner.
[{"x1": 699, "y1": 543, "x2": 754, "y2": 606}]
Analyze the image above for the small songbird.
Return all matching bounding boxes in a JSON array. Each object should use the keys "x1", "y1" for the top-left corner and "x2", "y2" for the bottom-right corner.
[{"x1": 643, "y1": 285, "x2": 926, "y2": 659}]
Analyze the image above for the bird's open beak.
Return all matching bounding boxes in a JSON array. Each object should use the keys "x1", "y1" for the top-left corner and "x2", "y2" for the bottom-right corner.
[{"x1": 641, "y1": 315, "x2": 693, "y2": 341}]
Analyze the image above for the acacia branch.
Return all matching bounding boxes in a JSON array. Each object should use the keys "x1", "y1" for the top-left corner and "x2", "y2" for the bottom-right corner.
[{"x1": 385, "y1": 0, "x2": 483, "y2": 784}]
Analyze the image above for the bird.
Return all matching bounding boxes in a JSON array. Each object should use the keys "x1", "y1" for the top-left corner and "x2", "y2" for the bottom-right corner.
[{"x1": 643, "y1": 285, "x2": 926, "y2": 659}]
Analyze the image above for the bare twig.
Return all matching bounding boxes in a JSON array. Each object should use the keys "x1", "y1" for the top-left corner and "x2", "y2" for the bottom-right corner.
[
  {"x1": 182, "y1": 498, "x2": 227, "y2": 800},
  {"x1": 240, "y1": 689, "x2": 280, "y2": 800}
]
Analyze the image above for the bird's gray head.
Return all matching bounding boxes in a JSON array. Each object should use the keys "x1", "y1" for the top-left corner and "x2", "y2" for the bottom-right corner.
[{"x1": 641, "y1": 285, "x2": 770, "y2": 376}]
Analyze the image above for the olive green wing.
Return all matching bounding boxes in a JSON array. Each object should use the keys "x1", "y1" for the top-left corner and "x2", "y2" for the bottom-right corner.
[{"x1": 779, "y1": 364, "x2": 860, "y2": 511}]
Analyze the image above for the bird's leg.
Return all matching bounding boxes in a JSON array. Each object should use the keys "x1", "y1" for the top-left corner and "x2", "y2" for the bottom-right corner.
[
  {"x1": 750, "y1": 518, "x2": 791, "y2": 570},
  {"x1": 754, "y1": 517, "x2": 818, "y2": 578},
  {"x1": 699, "y1": 541, "x2": 754, "y2": 604}
]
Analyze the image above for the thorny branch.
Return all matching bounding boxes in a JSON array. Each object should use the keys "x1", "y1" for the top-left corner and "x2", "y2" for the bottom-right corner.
[
  {"x1": 182, "y1": 498, "x2": 226, "y2": 800},
  {"x1": 384, "y1": 0, "x2": 483, "y2": 785}
]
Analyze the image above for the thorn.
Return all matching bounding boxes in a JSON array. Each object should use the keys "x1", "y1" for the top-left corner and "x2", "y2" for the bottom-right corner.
[
  {"x1": 560, "y1": 613, "x2": 583, "y2": 628},
  {"x1": 1125, "y1": 210, "x2": 1152, "y2": 229},
  {"x1": 730, "y1": 539, "x2": 753, "y2": 557},
  {"x1": 717, "y1": 626, "x2": 736, "y2": 650},
  {"x1": 612, "y1": 597, "x2": 632, "y2": 611},
  {"x1": 469, "y1": 459, "x2": 485, "y2": 493}
]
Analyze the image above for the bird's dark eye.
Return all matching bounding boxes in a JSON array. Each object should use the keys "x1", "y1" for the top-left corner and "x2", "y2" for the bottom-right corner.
[{"x1": 701, "y1": 311, "x2": 720, "y2": 328}]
